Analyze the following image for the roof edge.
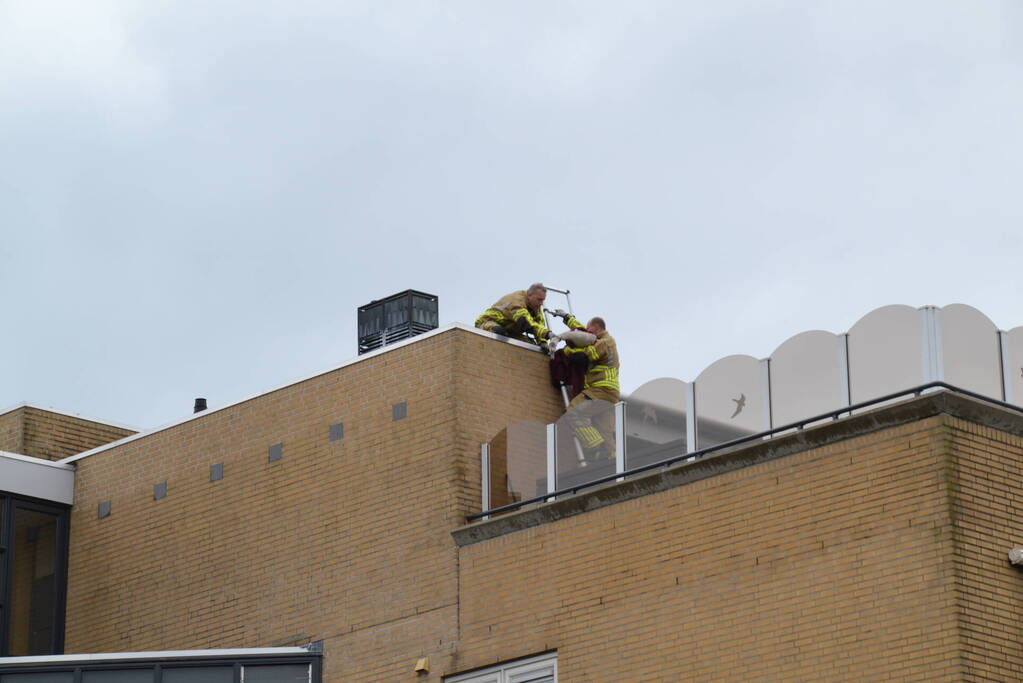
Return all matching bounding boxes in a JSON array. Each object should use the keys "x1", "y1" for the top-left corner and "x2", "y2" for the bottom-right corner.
[
  {"x1": 59, "y1": 322, "x2": 542, "y2": 465},
  {"x1": 0, "y1": 402, "x2": 138, "y2": 433},
  {"x1": 0, "y1": 450, "x2": 75, "y2": 471},
  {"x1": 0, "y1": 646, "x2": 318, "y2": 666}
]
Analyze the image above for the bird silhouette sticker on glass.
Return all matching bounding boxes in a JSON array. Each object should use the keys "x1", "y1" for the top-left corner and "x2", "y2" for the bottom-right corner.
[{"x1": 730, "y1": 393, "x2": 746, "y2": 418}]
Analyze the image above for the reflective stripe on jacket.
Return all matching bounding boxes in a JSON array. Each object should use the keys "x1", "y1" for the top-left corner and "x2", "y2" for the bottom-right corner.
[
  {"x1": 474, "y1": 290, "x2": 550, "y2": 342},
  {"x1": 562, "y1": 330, "x2": 619, "y2": 399},
  {"x1": 564, "y1": 314, "x2": 586, "y2": 331}
]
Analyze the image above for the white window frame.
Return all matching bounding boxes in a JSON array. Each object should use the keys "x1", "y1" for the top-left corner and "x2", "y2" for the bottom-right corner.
[{"x1": 446, "y1": 652, "x2": 557, "y2": 683}]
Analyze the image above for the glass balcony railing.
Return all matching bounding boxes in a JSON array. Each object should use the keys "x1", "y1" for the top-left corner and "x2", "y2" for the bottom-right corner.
[{"x1": 475, "y1": 304, "x2": 1023, "y2": 518}]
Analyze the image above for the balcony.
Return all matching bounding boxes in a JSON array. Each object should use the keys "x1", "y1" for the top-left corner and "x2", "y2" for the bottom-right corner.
[{"x1": 473, "y1": 303, "x2": 1023, "y2": 519}]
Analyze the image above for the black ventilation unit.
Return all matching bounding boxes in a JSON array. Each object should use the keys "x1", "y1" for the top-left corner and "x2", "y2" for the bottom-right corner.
[{"x1": 358, "y1": 290, "x2": 439, "y2": 355}]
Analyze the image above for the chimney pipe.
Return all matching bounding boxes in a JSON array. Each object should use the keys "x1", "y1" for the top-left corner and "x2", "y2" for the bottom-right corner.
[{"x1": 193, "y1": 398, "x2": 207, "y2": 413}]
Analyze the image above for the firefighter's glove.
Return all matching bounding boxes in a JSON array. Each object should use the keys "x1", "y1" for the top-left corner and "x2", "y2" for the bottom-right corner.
[
  {"x1": 546, "y1": 336, "x2": 561, "y2": 354},
  {"x1": 550, "y1": 308, "x2": 571, "y2": 322}
]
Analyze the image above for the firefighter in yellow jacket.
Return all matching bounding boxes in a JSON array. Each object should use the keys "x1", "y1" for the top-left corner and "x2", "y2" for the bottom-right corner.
[
  {"x1": 475, "y1": 283, "x2": 552, "y2": 346},
  {"x1": 558, "y1": 316, "x2": 620, "y2": 459}
]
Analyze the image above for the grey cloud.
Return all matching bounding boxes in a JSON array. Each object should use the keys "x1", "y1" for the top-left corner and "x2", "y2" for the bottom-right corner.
[{"x1": 2, "y1": 0, "x2": 1022, "y2": 426}]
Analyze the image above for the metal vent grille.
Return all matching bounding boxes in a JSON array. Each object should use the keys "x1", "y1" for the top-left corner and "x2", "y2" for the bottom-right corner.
[{"x1": 357, "y1": 290, "x2": 438, "y2": 355}]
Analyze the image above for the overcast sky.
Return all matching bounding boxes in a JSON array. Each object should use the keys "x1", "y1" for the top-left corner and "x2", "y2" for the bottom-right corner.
[{"x1": 2, "y1": 0, "x2": 1021, "y2": 430}]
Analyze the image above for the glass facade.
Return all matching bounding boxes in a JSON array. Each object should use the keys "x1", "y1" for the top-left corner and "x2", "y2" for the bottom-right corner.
[
  {"x1": 162, "y1": 667, "x2": 233, "y2": 683},
  {"x1": 0, "y1": 656, "x2": 318, "y2": 683},
  {"x1": 0, "y1": 496, "x2": 69, "y2": 657}
]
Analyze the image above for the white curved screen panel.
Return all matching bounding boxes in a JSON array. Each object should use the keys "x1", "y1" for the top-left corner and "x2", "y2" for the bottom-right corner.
[
  {"x1": 770, "y1": 330, "x2": 847, "y2": 427},
  {"x1": 938, "y1": 304, "x2": 1002, "y2": 399},
  {"x1": 695, "y1": 355, "x2": 764, "y2": 449},
  {"x1": 847, "y1": 305, "x2": 924, "y2": 404}
]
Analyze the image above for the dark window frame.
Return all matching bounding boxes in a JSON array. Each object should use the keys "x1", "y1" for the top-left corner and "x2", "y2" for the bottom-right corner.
[{"x1": 0, "y1": 492, "x2": 71, "y2": 657}]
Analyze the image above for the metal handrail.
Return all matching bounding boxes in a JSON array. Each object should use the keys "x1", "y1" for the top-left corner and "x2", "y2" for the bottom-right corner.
[{"x1": 467, "y1": 381, "x2": 1021, "y2": 521}]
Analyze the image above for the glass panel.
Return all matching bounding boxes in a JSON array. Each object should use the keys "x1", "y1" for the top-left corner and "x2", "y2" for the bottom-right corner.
[
  {"x1": 489, "y1": 421, "x2": 547, "y2": 510},
  {"x1": 486, "y1": 428, "x2": 509, "y2": 511},
  {"x1": 242, "y1": 663, "x2": 310, "y2": 682},
  {"x1": 1006, "y1": 327, "x2": 1023, "y2": 408},
  {"x1": 357, "y1": 305, "x2": 382, "y2": 336},
  {"x1": 82, "y1": 670, "x2": 153, "y2": 683},
  {"x1": 938, "y1": 304, "x2": 1001, "y2": 398},
  {"x1": 8, "y1": 508, "x2": 59, "y2": 656},
  {"x1": 0, "y1": 496, "x2": 5, "y2": 641},
  {"x1": 509, "y1": 668, "x2": 554, "y2": 683},
  {"x1": 411, "y1": 295, "x2": 438, "y2": 327},
  {"x1": 769, "y1": 331, "x2": 846, "y2": 427},
  {"x1": 384, "y1": 299, "x2": 406, "y2": 328},
  {"x1": 695, "y1": 355, "x2": 764, "y2": 450},
  {"x1": 847, "y1": 304, "x2": 923, "y2": 404},
  {"x1": 554, "y1": 399, "x2": 617, "y2": 489},
  {"x1": 1, "y1": 674, "x2": 74, "y2": 683},
  {"x1": 163, "y1": 667, "x2": 234, "y2": 683},
  {"x1": 625, "y1": 378, "x2": 687, "y2": 469},
  {"x1": 449, "y1": 675, "x2": 499, "y2": 683}
]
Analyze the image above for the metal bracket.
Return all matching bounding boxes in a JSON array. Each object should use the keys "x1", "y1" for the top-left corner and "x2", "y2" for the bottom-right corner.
[{"x1": 480, "y1": 443, "x2": 491, "y2": 519}]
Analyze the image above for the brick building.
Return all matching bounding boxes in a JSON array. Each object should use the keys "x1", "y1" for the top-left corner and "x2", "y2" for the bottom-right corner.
[{"x1": 2, "y1": 306, "x2": 1023, "y2": 681}]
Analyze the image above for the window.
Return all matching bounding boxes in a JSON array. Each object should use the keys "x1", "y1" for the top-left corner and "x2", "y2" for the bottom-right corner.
[
  {"x1": 0, "y1": 495, "x2": 70, "y2": 657},
  {"x1": 0, "y1": 653, "x2": 320, "y2": 682},
  {"x1": 446, "y1": 653, "x2": 556, "y2": 683}
]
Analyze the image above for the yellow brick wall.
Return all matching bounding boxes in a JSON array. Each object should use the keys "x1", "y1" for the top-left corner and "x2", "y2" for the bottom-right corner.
[
  {"x1": 452, "y1": 333, "x2": 564, "y2": 515},
  {"x1": 62, "y1": 327, "x2": 1023, "y2": 682},
  {"x1": 947, "y1": 417, "x2": 1023, "y2": 680},
  {"x1": 0, "y1": 405, "x2": 134, "y2": 461},
  {"x1": 0, "y1": 408, "x2": 24, "y2": 453},
  {"x1": 455, "y1": 417, "x2": 965, "y2": 682},
  {"x1": 65, "y1": 329, "x2": 562, "y2": 682}
]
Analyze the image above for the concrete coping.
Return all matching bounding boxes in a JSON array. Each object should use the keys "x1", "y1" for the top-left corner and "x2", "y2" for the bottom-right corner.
[{"x1": 452, "y1": 390, "x2": 1023, "y2": 546}]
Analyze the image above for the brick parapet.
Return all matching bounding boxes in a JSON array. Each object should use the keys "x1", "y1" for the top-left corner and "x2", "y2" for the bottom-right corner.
[
  {"x1": 56, "y1": 325, "x2": 1023, "y2": 682},
  {"x1": 945, "y1": 416, "x2": 1023, "y2": 680},
  {"x1": 64, "y1": 328, "x2": 559, "y2": 681},
  {"x1": 454, "y1": 415, "x2": 965, "y2": 681},
  {"x1": 0, "y1": 408, "x2": 25, "y2": 454},
  {"x1": 0, "y1": 405, "x2": 134, "y2": 462}
]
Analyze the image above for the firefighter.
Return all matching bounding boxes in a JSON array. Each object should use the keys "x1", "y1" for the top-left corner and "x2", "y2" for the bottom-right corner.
[
  {"x1": 475, "y1": 283, "x2": 552, "y2": 346},
  {"x1": 558, "y1": 316, "x2": 620, "y2": 460}
]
